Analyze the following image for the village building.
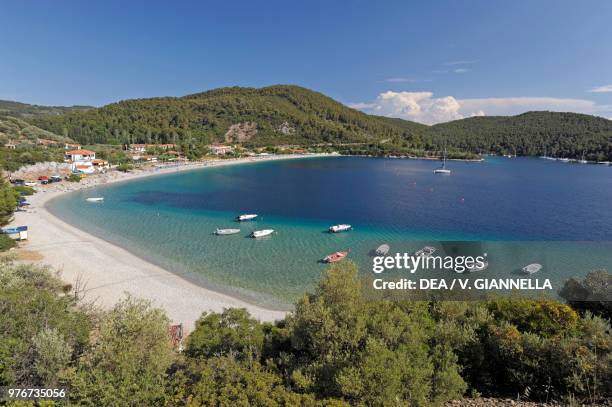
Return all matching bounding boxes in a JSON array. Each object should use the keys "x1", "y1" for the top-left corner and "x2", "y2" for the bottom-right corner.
[
  {"x1": 64, "y1": 142, "x2": 82, "y2": 150},
  {"x1": 209, "y1": 144, "x2": 234, "y2": 155},
  {"x1": 65, "y1": 149, "x2": 96, "y2": 162},
  {"x1": 64, "y1": 149, "x2": 97, "y2": 173},
  {"x1": 92, "y1": 159, "x2": 110, "y2": 170}
]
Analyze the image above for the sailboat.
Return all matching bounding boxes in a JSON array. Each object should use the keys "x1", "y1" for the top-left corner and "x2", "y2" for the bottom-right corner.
[
  {"x1": 433, "y1": 149, "x2": 451, "y2": 174},
  {"x1": 578, "y1": 151, "x2": 588, "y2": 164}
]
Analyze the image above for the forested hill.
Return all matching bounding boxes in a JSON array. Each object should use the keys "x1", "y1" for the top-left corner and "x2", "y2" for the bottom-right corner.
[
  {"x1": 28, "y1": 85, "x2": 427, "y2": 146},
  {"x1": 428, "y1": 112, "x2": 612, "y2": 161},
  {"x1": 20, "y1": 86, "x2": 612, "y2": 160}
]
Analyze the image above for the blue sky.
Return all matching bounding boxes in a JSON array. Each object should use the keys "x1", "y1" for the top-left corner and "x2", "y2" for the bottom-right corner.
[{"x1": 1, "y1": 0, "x2": 612, "y2": 123}]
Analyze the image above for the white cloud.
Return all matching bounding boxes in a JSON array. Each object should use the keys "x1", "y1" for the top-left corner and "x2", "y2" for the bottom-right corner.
[
  {"x1": 588, "y1": 84, "x2": 612, "y2": 93},
  {"x1": 350, "y1": 91, "x2": 612, "y2": 125},
  {"x1": 453, "y1": 68, "x2": 469, "y2": 73}
]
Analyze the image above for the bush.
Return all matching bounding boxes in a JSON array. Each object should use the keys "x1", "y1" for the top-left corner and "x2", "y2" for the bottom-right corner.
[
  {"x1": 12, "y1": 186, "x2": 35, "y2": 196},
  {"x1": 66, "y1": 173, "x2": 81, "y2": 182},
  {"x1": 116, "y1": 163, "x2": 132, "y2": 172},
  {"x1": 0, "y1": 234, "x2": 17, "y2": 251}
]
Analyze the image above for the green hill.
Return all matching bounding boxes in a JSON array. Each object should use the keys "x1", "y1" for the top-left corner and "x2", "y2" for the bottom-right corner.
[
  {"x1": 21, "y1": 86, "x2": 612, "y2": 160},
  {"x1": 28, "y1": 85, "x2": 426, "y2": 146},
  {"x1": 428, "y1": 111, "x2": 612, "y2": 161}
]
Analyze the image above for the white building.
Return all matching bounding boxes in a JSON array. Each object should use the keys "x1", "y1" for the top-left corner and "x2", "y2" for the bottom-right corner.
[{"x1": 64, "y1": 149, "x2": 97, "y2": 173}]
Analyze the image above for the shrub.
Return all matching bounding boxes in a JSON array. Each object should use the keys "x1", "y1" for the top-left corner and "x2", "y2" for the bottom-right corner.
[
  {"x1": 12, "y1": 185, "x2": 35, "y2": 195},
  {"x1": 0, "y1": 234, "x2": 17, "y2": 251},
  {"x1": 67, "y1": 173, "x2": 81, "y2": 182},
  {"x1": 116, "y1": 163, "x2": 132, "y2": 172}
]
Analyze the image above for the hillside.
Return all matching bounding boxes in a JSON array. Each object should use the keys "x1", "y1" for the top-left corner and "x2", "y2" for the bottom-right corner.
[
  {"x1": 0, "y1": 115, "x2": 74, "y2": 146},
  {"x1": 0, "y1": 99, "x2": 92, "y2": 118},
  {"x1": 21, "y1": 86, "x2": 612, "y2": 160},
  {"x1": 28, "y1": 85, "x2": 426, "y2": 146},
  {"x1": 429, "y1": 112, "x2": 612, "y2": 161}
]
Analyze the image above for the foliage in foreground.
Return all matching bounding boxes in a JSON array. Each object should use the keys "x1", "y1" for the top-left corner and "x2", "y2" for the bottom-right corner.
[{"x1": 0, "y1": 259, "x2": 610, "y2": 406}]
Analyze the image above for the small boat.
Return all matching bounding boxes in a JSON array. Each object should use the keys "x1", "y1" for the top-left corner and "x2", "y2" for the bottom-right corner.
[
  {"x1": 578, "y1": 151, "x2": 588, "y2": 164},
  {"x1": 414, "y1": 246, "x2": 436, "y2": 257},
  {"x1": 522, "y1": 263, "x2": 542, "y2": 274},
  {"x1": 329, "y1": 224, "x2": 352, "y2": 233},
  {"x1": 214, "y1": 228, "x2": 241, "y2": 235},
  {"x1": 85, "y1": 197, "x2": 104, "y2": 202},
  {"x1": 323, "y1": 251, "x2": 349, "y2": 263},
  {"x1": 467, "y1": 261, "x2": 489, "y2": 272},
  {"x1": 251, "y1": 229, "x2": 274, "y2": 238},
  {"x1": 237, "y1": 214, "x2": 258, "y2": 221},
  {"x1": 433, "y1": 149, "x2": 451, "y2": 174},
  {"x1": 375, "y1": 244, "x2": 390, "y2": 256}
]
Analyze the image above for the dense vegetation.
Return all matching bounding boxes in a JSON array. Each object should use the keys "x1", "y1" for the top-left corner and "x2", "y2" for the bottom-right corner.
[
  {"x1": 29, "y1": 86, "x2": 425, "y2": 147},
  {"x1": 0, "y1": 115, "x2": 73, "y2": 146},
  {"x1": 0, "y1": 178, "x2": 19, "y2": 226},
  {"x1": 24, "y1": 86, "x2": 612, "y2": 160},
  {"x1": 0, "y1": 259, "x2": 610, "y2": 406},
  {"x1": 0, "y1": 146, "x2": 65, "y2": 172},
  {"x1": 428, "y1": 112, "x2": 612, "y2": 161}
]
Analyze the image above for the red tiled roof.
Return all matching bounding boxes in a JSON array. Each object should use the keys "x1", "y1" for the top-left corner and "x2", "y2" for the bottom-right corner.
[{"x1": 66, "y1": 149, "x2": 95, "y2": 155}]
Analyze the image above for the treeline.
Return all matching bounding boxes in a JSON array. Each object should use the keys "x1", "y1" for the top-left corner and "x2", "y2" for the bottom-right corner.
[{"x1": 1, "y1": 259, "x2": 610, "y2": 406}]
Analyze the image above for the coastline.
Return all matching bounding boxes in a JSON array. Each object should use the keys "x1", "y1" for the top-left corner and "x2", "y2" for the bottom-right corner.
[{"x1": 8, "y1": 154, "x2": 333, "y2": 330}]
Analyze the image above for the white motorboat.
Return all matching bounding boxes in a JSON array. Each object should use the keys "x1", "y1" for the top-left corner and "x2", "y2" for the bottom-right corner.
[
  {"x1": 215, "y1": 228, "x2": 241, "y2": 235},
  {"x1": 85, "y1": 197, "x2": 104, "y2": 202},
  {"x1": 251, "y1": 229, "x2": 274, "y2": 238},
  {"x1": 329, "y1": 224, "x2": 352, "y2": 233},
  {"x1": 237, "y1": 214, "x2": 258, "y2": 221},
  {"x1": 375, "y1": 244, "x2": 390, "y2": 256},
  {"x1": 414, "y1": 246, "x2": 436, "y2": 257},
  {"x1": 433, "y1": 149, "x2": 451, "y2": 174},
  {"x1": 467, "y1": 261, "x2": 489, "y2": 272},
  {"x1": 522, "y1": 263, "x2": 542, "y2": 274}
]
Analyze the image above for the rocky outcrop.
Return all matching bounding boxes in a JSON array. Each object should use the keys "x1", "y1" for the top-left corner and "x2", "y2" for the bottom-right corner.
[
  {"x1": 224, "y1": 122, "x2": 257, "y2": 143},
  {"x1": 277, "y1": 121, "x2": 295, "y2": 135}
]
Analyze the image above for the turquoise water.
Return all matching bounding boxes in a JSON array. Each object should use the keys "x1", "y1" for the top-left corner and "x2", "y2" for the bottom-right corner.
[{"x1": 47, "y1": 156, "x2": 612, "y2": 308}]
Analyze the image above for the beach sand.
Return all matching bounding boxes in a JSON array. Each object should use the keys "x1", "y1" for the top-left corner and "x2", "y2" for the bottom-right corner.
[{"x1": 8, "y1": 154, "x2": 332, "y2": 330}]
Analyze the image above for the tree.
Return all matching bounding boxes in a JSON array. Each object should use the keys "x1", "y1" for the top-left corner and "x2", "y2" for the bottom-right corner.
[
  {"x1": 186, "y1": 308, "x2": 264, "y2": 362},
  {"x1": 69, "y1": 296, "x2": 174, "y2": 406},
  {"x1": 0, "y1": 179, "x2": 19, "y2": 226}
]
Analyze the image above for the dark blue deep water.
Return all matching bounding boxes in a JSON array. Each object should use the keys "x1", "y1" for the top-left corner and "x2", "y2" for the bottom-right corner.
[{"x1": 47, "y1": 156, "x2": 612, "y2": 307}]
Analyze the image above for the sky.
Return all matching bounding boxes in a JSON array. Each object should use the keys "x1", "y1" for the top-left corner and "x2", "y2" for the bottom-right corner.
[{"x1": 1, "y1": 0, "x2": 612, "y2": 124}]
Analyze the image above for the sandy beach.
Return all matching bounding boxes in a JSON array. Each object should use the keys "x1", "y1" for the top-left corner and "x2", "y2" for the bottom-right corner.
[{"x1": 8, "y1": 154, "x2": 332, "y2": 330}]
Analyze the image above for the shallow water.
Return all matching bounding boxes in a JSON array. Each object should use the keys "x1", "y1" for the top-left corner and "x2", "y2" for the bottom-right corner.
[{"x1": 47, "y1": 156, "x2": 612, "y2": 308}]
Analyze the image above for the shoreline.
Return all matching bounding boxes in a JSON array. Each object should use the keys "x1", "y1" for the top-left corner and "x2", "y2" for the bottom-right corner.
[{"x1": 8, "y1": 154, "x2": 333, "y2": 330}]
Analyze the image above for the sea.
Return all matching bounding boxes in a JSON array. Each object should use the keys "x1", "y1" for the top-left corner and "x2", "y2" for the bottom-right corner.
[{"x1": 47, "y1": 156, "x2": 612, "y2": 309}]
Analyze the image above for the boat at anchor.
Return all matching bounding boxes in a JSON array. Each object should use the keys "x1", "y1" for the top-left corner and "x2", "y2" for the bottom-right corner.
[
  {"x1": 323, "y1": 251, "x2": 349, "y2": 263},
  {"x1": 251, "y1": 229, "x2": 275, "y2": 238},
  {"x1": 85, "y1": 197, "x2": 104, "y2": 202},
  {"x1": 237, "y1": 214, "x2": 258, "y2": 221},
  {"x1": 214, "y1": 228, "x2": 241, "y2": 235},
  {"x1": 522, "y1": 263, "x2": 542, "y2": 274},
  {"x1": 329, "y1": 224, "x2": 352, "y2": 233}
]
